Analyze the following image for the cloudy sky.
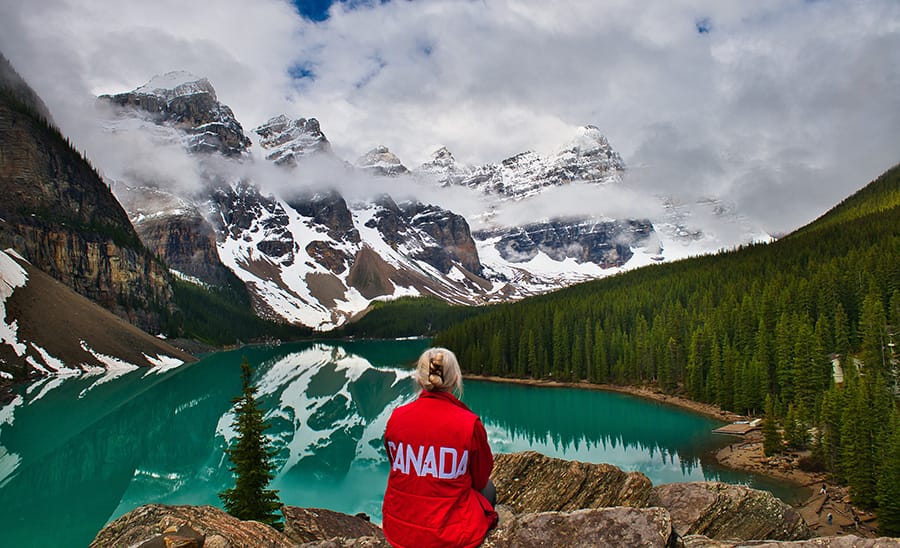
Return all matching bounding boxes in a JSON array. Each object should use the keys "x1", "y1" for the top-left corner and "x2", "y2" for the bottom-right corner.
[{"x1": 1, "y1": 0, "x2": 899, "y2": 233}]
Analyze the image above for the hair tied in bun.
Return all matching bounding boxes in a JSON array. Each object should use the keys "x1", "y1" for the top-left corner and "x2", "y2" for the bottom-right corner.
[{"x1": 428, "y1": 352, "x2": 445, "y2": 387}]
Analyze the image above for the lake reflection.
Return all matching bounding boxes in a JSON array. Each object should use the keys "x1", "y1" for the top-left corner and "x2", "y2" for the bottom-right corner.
[{"x1": 0, "y1": 339, "x2": 789, "y2": 547}]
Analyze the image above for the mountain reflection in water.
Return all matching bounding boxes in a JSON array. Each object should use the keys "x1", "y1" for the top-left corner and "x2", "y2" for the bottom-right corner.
[{"x1": 0, "y1": 339, "x2": 793, "y2": 547}]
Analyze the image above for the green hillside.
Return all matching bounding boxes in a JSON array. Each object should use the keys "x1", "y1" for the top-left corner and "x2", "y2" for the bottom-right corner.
[
  {"x1": 434, "y1": 164, "x2": 900, "y2": 532},
  {"x1": 794, "y1": 163, "x2": 900, "y2": 236},
  {"x1": 329, "y1": 296, "x2": 488, "y2": 339}
]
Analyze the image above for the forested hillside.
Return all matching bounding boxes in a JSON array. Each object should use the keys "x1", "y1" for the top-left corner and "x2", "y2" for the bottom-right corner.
[{"x1": 434, "y1": 163, "x2": 900, "y2": 533}]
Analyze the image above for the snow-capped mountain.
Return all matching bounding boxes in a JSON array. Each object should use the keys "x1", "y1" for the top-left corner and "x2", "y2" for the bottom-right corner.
[
  {"x1": 356, "y1": 146, "x2": 410, "y2": 176},
  {"x1": 100, "y1": 71, "x2": 250, "y2": 156},
  {"x1": 208, "y1": 182, "x2": 490, "y2": 328},
  {"x1": 96, "y1": 73, "x2": 768, "y2": 330},
  {"x1": 414, "y1": 125, "x2": 625, "y2": 200},
  {"x1": 254, "y1": 114, "x2": 331, "y2": 166}
]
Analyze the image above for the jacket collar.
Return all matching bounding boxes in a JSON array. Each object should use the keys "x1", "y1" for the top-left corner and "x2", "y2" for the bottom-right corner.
[{"x1": 419, "y1": 390, "x2": 470, "y2": 411}]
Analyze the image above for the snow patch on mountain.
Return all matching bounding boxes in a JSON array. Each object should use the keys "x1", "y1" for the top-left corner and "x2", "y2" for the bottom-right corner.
[
  {"x1": 0, "y1": 249, "x2": 28, "y2": 358},
  {"x1": 134, "y1": 71, "x2": 215, "y2": 100}
]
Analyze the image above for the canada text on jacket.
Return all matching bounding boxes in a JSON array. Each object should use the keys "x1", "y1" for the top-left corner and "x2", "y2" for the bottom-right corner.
[{"x1": 387, "y1": 441, "x2": 469, "y2": 479}]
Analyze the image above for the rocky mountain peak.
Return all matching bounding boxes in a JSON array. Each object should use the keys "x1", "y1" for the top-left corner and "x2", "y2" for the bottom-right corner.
[
  {"x1": 356, "y1": 145, "x2": 409, "y2": 176},
  {"x1": 412, "y1": 124, "x2": 624, "y2": 199},
  {"x1": 430, "y1": 146, "x2": 455, "y2": 165},
  {"x1": 133, "y1": 71, "x2": 217, "y2": 103},
  {"x1": 566, "y1": 125, "x2": 609, "y2": 153},
  {"x1": 100, "y1": 72, "x2": 250, "y2": 156},
  {"x1": 416, "y1": 146, "x2": 477, "y2": 187},
  {"x1": 254, "y1": 114, "x2": 331, "y2": 166},
  {"x1": 549, "y1": 124, "x2": 625, "y2": 181}
]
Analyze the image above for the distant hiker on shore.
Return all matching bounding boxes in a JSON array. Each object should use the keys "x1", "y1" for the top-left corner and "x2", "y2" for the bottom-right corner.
[{"x1": 382, "y1": 347, "x2": 498, "y2": 548}]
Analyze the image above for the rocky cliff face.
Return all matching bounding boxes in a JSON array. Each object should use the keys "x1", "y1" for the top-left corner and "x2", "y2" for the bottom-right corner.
[
  {"x1": 477, "y1": 218, "x2": 654, "y2": 267},
  {"x1": 0, "y1": 77, "x2": 172, "y2": 333},
  {"x1": 114, "y1": 183, "x2": 233, "y2": 287}
]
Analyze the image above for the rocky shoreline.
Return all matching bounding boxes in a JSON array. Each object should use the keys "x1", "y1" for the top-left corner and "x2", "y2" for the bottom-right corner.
[
  {"x1": 464, "y1": 375, "x2": 881, "y2": 538},
  {"x1": 92, "y1": 451, "x2": 899, "y2": 547}
]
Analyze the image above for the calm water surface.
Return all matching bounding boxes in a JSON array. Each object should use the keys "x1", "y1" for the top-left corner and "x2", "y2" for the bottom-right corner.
[{"x1": 0, "y1": 339, "x2": 794, "y2": 547}]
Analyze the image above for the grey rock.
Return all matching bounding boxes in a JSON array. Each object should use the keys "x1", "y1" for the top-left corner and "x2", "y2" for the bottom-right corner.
[
  {"x1": 282, "y1": 506, "x2": 385, "y2": 545},
  {"x1": 483, "y1": 506, "x2": 677, "y2": 548},
  {"x1": 288, "y1": 191, "x2": 360, "y2": 245},
  {"x1": 651, "y1": 481, "x2": 813, "y2": 542},
  {"x1": 89, "y1": 504, "x2": 293, "y2": 548},
  {"x1": 298, "y1": 536, "x2": 391, "y2": 548},
  {"x1": 492, "y1": 451, "x2": 654, "y2": 513},
  {"x1": 400, "y1": 201, "x2": 482, "y2": 275},
  {"x1": 682, "y1": 534, "x2": 900, "y2": 547}
]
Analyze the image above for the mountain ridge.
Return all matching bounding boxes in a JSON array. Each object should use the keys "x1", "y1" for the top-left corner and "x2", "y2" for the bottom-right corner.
[{"x1": 95, "y1": 72, "x2": 741, "y2": 329}]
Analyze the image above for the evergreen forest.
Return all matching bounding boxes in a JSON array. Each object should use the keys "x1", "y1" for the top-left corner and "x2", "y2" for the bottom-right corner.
[{"x1": 433, "y1": 163, "x2": 900, "y2": 534}]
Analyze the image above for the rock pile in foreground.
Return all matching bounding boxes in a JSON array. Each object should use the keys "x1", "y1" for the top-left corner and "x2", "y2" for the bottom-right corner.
[
  {"x1": 491, "y1": 451, "x2": 653, "y2": 512},
  {"x1": 91, "y1": 452, "x2": 900, "y2": 547}
]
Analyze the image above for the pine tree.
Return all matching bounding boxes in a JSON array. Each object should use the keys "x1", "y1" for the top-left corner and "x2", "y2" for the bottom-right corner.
[
  {"x1": 819, "y1": 388, "x2": 843, "y2": 480},
  {"x1": 877, "y1": 408, "x2": 900, "y2": 536},
  {"x1": 220, "y1": 357, "x2": 282, "y2": 527},
  {"x1": 592, "y1": 323, "x2": 607, "y2": 383},
  {"x1": 762, "y1": 394, "x2": 783, "y2": 456},
  {"x1": 792, "y1": 321, "x2": 818, "y2": 421},
  {"x1": 859, "y1": 290, "x2": 888, "y2": 376},
  {"x1": 834, "y1": 303, "x2": 851, "y2": 364},
  {"x1": 841, "y1": 375, "x2": 879, "y2": 508},
  {"x1": 784, "y1": 402, "x2": 809, "y2": 450}
]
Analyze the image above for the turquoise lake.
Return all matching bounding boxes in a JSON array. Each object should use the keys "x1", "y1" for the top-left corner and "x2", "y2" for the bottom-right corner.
[{"x1": 0, "y1": 339, "x2": 796, "y2": 547}]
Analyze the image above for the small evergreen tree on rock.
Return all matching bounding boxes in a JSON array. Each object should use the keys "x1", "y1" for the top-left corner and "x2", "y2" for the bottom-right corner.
[{"x1": 219, "y1": 356, "x2": 282, "y2": 527}]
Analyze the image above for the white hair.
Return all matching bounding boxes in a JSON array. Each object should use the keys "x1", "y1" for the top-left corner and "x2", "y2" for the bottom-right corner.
[{"x1": 415, "y1": 347, "x2": 463, "y2": 395}]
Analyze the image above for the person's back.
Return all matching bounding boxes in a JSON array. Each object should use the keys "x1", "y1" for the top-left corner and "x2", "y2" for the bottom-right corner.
[{"x1": 382, "y1": 348, "x2": 497, "y2": 548}]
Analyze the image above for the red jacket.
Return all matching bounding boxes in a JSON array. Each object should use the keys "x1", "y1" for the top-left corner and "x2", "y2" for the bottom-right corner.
[{"x1": 382, "y1": 391, "x2": 498, "y2": 548}]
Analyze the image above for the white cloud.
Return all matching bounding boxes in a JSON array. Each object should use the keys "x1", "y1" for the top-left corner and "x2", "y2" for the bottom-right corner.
[{"x1": 1, "y1": 0, "x2": 899, "y2": 233}]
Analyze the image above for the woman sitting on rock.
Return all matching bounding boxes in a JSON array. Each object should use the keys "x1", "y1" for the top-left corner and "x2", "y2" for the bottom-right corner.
[{"x1": 382, "y1": 347, "x2": 498, "y2": 548}]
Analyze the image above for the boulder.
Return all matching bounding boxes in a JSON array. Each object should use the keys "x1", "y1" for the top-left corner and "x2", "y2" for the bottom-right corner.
[
  {"x1": 491, "y1": 451, "x2": 654, "y2": 513},
  {"x1": 297, "y1": 537, "x2": 391, "y2": 547},
  {"x1": 651, "y1": 481, "x2": 812, "y2": 542},
  {"x1": 483, "y1": 506, "x2": 677, "y2": 548},
  {"x1": 682, "y1": 533, "x2": 900, "y2": 547},
  {"x1": 281, "y1": 507, "x2": 385, "y2": 545},
  {"x1": 89, "y1": 504, "x2": 293, "y2": 548}
]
